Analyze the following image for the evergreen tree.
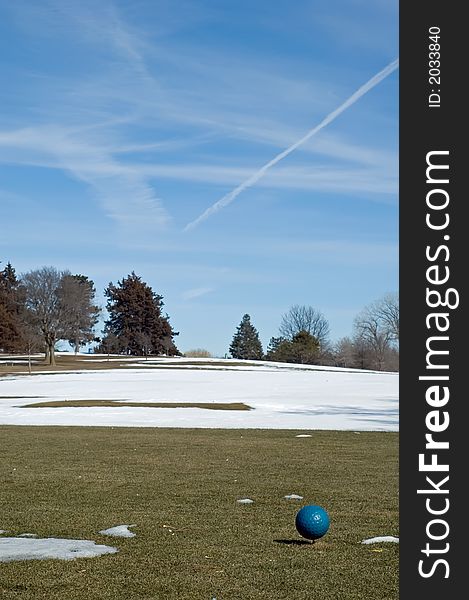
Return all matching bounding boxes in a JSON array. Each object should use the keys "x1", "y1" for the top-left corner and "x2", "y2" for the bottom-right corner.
[
  {"x1": 265, "y1": 336, "x2": 285, "y2": 361},
  {"x1": 0, "y1": 262, "x2": 26, "y2": 353},
  {"x1": 229, "y1": 314, "x2": 263, "y2": 360},
  {"x1": 285, "y1": 330, "x2": 320, "y2": 364},
  {"x1": 99, "y1": 272, "x2": 179, "y2": 356},
  {"x1": 266, "y1": 330, "x2": 320, "y2": 365}
]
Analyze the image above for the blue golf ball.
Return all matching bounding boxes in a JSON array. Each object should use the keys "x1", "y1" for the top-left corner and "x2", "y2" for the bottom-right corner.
[{"x1": 295, "y1": 505, "x2": 330, "y2": 540}]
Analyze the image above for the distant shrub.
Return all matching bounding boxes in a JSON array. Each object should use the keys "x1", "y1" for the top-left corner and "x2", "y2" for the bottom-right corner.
[{"x1": 184, "y1": 348, "x2": 212, "y2": 358}]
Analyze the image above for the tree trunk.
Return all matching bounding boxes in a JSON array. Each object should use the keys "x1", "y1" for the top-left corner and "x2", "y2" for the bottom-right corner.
[
  {"x1": 28, "y1": 343, "x2": 32, "y2": 375},
  {"x1": 74, "y1": 334, "x2": 80, "y2": 355},
  {"x1": 49, "y1": 343, "x2": 56, "y2": 366},
  {"x1": 44, "y1": 345, "x2": 50, "y2": 363}
]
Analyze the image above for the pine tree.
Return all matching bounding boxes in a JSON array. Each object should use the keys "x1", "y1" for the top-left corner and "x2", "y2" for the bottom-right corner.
[
  {"x1": 265, "y1": 336, "x2": 285, "y2": 361},
  {"x1": 99, "y1": 272, "x2": 179, "y2": 356},
  {"x1": 229, "y1": 314, "x2": 263, "y2": 360},
  {"x1": 286, "y1": 330, "x2": 320, "y2": 364},
  {"x1": 0, "y1": 262, "x2": 26, "y2": 353},
  {"x1": 266, "y1": 330, "x2": 320, "y2": 365}
]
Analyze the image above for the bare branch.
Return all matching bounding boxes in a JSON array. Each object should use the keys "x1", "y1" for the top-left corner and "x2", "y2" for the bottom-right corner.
[{"x1": 279, "y1": 305, "x2": 330, "y2": 346}]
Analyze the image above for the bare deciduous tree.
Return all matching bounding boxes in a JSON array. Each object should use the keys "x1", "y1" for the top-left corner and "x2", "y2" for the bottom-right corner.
[
  {"x1": 22, "y1": 267, "x2": 68, "y2": 365},
  {"x1": 60, "y1": 275, "x2": 100, "y2": 354},
  {"x1": 353, "y1": 295, "x2": 399, "y2": 370},
  {"x1": 97, "y1": 332, "x2": 120, "y2": 360},
  {"x1": 21, "y1": 267, "x2": 98, "y2": 365},
  {"x1": 279, "y1": 305, "x2": 330, "y2": 347},
  {"x1": 334, "y1": 336, "x2": 357, "y2": 368},
  {"x1": 17, "y1": 318, "x2": 43, "y2": 374},
  {"x1": 375, "y1": 292, "x2": 399, "y2": 343},
  {"x1": 355, "y1": 319, "x2": 390, "y2": 370},
  {"x1": 22, "y1": 268, "x2": 101, "y2": 365}
]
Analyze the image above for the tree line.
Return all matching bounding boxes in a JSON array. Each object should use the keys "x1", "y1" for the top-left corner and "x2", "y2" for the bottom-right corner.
[
  {"x1": 1, "y1": 260, "x2": 398, "y2": 372},
  {"x1": 229, "y1": 295, "x2": 399, "y2": 371},
  {"x1": 0, "y1": 262, "x2": 179, "y2": 365}
]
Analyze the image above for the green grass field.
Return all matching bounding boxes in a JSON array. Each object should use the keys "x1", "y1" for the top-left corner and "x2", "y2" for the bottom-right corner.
[{"x1": 0, "y1": 426, "x2": 398, "y2": 599}]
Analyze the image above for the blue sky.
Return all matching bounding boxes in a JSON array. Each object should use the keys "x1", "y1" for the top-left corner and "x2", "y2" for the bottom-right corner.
[{"x1": 0, "y1": 0, "x2": 398, "y2": 356}]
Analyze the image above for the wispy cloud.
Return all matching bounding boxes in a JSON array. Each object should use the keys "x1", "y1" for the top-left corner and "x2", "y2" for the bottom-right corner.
[
  {"x1": 0, "y1": 0, "x2": 175, "y2": 230},
  {"x1": 4, "y1": 1, "x2": 394, "y2": 163},
  {"x1": 1, "y1": 0, "x2": 399, "y2": 354},
  {"x1": 0, "y1": 126, "x2": 169, "y2": 229},
  {"x1": 1, "y1": 1, "x2": 397, "y2": 234},
  {"x1": 9, "y1": 0, "x2": 150, "y2": 77},
  {"x1": 181, "y1": 287, "x2": 214, "y2": 301},
  {"x1": 0, "y1": 137, "x2": 397, "y2": 199},
  {"x1": 184, "y1": 58, "x2": 399, "y2": 231}
]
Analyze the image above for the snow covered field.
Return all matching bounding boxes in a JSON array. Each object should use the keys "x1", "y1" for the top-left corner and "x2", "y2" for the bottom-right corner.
[{"x1": 0, "y1": 360, "x2": 398, "y2": 430}]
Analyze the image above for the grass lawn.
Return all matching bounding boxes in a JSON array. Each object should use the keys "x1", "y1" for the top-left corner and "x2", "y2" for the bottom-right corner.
[
  {"x1": 0, "y1": 355, "x2": 272, "y2": 377},
  {"x1": 0, "y1": 427, "x2": 398, "y2": 599},
  {"x1": 20, "y1": 400, "x2": 252, "y2": 411}
]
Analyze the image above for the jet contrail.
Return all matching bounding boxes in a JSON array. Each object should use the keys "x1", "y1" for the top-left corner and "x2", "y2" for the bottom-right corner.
[{"x1": 184, "y1": 58, "x2": 399, "y2": 231}]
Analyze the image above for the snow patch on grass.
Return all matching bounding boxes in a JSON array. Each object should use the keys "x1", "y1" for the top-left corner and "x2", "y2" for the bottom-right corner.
[
  {"x1": 284, "y1": 494, "x2": 303, "y2": 500},
  {"x1": 237, "y1": 498, "x2": 254, "y2": 504},
  {"x1": 99, "y1": 525, "x2": 136, "y2": 538},
  {"x1": 0, "y1": 537, "x2": 118, "y2": 562},
  {"x1": 361, "y1": 536, "x2": 399, "y2": 544}
]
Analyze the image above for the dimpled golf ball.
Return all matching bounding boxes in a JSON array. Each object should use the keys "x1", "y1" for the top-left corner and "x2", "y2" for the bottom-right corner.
[{"x1": 295, "y1": 505, "x2": 330, "y2": 540}]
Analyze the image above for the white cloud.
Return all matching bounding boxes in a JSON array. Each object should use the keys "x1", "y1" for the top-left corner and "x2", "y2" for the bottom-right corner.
[
  {"x1": 0, "y1": 126, "x2": 169, "y2": 229},
  {"x1": 184, "y1": 59, "x2": 398, "y2": 230},
  {"x1": 0, "y1": 133, "x2": 396, "y2": 200},
  {"x1": 181, "y1": 287, "x2": 214, "y2": 301},
  {"x1": 0, "y1": 0, "x2": 397, "y2": 235}
]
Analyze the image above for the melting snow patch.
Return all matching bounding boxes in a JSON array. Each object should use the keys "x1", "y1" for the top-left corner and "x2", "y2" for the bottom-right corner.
[
  {"x1": 99, "y1": 525, "x2": 136, "y2": 538},
  {"x1": 0, "y1": 530, "x2": 7, "y2": 535},
  {"x1": 361, "y1": 536, "x2": 399, "y2": 544},
  {"x1": 18, "y1": 533, "x2": 38, "y2": 538},
  {"x1": 284, "y1": 494, "x2": 303, "y2": 500},
  {"x1": 237, "y1": 498, "x2": 254, "y2": 504},
  {"x1": 295, "y1": 434, "x2": 312, "y2": 438},
  {"x1": 0, "y1": 537, "x2": 118, "y2": 562}
]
